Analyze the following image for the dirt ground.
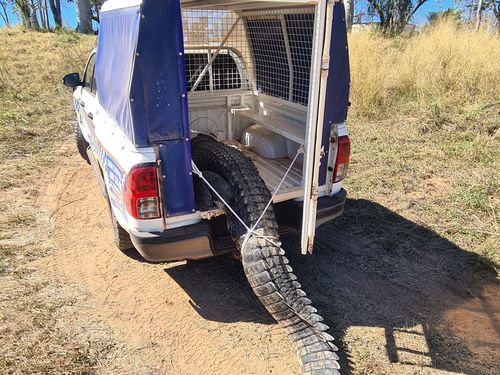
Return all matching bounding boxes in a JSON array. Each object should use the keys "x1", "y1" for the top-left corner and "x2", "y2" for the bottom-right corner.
[{"x1": 36, "y1": 149, "x2": 499, "y2": 375}]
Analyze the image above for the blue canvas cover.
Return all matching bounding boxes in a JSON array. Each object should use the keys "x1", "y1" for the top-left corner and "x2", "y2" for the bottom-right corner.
[
  {"x1": 129, "y1": 0, "x2": 190, "y2": 145},
  {"x1": 95, "y1": 6, "x2": 140, "y2": 142},
  {"x1": 95, "y1": 0, "x2": 195, "y2": 216},
  {"x1": 131, "y1": 0, "x2": 195, "y2": 216},
  {"x1": 319, "y1": 2, "x2": 350, "y2": 185}
]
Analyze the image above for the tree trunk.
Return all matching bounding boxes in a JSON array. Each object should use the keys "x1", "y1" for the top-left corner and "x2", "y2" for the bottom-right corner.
[
  {"x1": 29, "y1": 0, "x2": 40, "y2": 30},
  {"x1": 76, "y1": 0, "x2": 92, "y2": 33},
  {"x1": 490, "y1": 1, "x2": 500, "y2": 32},
  {"x1": 44, "y1": 0, "x2": 50, "y2": 29},
  {"x1": 48, "y1": 0, "x2": 62, "y2": 27},
  {"x1": 38, "y1": 0, "x2": 47, "y2": 29},
  {"x1": 344, "y1": 0, "x2": 354, "y2": 31},
  {"x1": 475, "y1": 0, "x2": 483, "y2": 31},
  {"x1": 16, "y1": 0, "x2": 32, "y2": 27}
]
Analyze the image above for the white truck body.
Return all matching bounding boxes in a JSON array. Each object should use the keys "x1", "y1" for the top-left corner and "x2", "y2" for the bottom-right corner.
[{"x1": 65, "y1": 0, "x2": 351, "y2": 261}]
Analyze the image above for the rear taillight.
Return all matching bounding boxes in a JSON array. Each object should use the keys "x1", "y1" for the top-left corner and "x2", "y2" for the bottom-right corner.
[
  {"x1": 333, "y1": 136, "x2": 350, "y2": 183},
  {"x1": 124, "y1": 164, "x2": 161, "y2": 219}
]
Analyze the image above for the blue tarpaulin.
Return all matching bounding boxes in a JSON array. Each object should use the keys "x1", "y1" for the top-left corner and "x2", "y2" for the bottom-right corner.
[
  {"x1": 95, "y1": 6, "x2": 140, "y2": 143},
  {"x1": 96, "y1": 0, "x2": 195, "y2": 216}
]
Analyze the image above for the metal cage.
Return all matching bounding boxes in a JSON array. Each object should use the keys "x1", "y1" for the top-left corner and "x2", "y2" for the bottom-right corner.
[{"x1": 181, "y1": 7, "x2": 316, "y2": 106}]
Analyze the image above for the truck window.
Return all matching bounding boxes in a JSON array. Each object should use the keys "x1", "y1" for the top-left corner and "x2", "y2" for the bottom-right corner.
[
  {"x1": 83, "y1": 53, "x2": 97, "y2": 95},
  {"x1": 185, "y1": 53, "x2": 210, "y2": 91},
  {"x1": 212, "y1": 54, "x2": 241, "y2": 90},
  {"x1": 185, "y1": 51, "x2": 242, "y2": 92}
]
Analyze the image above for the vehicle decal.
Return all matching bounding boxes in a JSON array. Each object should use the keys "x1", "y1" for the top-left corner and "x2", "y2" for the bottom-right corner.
[{"x1": 87, "y1": 129, "x2": 127, "y2": 220}]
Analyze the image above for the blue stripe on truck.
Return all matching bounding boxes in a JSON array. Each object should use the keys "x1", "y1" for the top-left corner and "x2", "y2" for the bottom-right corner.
[{"x1": 319, "y1": 2, "x2": 351, "y2": 185}]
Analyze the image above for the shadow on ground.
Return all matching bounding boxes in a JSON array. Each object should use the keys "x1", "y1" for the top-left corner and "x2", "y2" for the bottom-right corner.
[{"x1": 165, "y1": 199, "x2": 499, "y2": 375}]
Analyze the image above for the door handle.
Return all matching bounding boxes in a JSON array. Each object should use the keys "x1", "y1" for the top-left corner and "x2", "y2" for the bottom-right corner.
[
  {"x1": 87, "y1": 112, "x2": 93, "y2": 120},
  {"x1": 80, "y1": 100, "x2": 85, "y2": 108}
]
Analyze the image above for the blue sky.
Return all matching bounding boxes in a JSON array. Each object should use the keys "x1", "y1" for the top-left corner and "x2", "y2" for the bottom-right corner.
[
  {"x1": 1, "y1": 1, "x2": 81, "y2": 28},
  {"x1": 357, "y1": 0, "x2": 459, "y2": 24},
  {"x1": 0, "y1": 0, "x2": 461, "y2": 28}
]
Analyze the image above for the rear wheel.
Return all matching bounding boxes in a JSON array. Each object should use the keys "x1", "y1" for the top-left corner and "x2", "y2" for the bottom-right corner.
[
  {"x1": 191, "y1": 135, "x2": 340, "y2": 375},
  {"x1": 107, "y1": 198, "x2": 134, "y2": 251},
  {"x1": 74, "y1": 121, "x2": 90, "y2": 164}
]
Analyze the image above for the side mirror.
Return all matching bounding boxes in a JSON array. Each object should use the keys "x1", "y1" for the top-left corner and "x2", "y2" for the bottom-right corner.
[{"x1": 63, "y1": 72, "x2": 81, "y2": 88}]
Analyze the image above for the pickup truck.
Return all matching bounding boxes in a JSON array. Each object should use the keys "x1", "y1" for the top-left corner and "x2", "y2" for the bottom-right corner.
[{"x1": 63, "y1": 1, "x2": 350, "y2": 374}]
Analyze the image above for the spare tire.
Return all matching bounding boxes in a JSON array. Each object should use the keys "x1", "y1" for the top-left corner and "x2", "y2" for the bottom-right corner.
[{"x1": 191, "y1": 135, "x2": 340, "y2": 375}]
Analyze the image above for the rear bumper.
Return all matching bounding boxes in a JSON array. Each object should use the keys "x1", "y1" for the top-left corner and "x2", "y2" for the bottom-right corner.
[
  {"x1": 130, "y1": 222, "x2": 215, "y2": 262},
  {"x1": 130, "y1": 189, "x2": 347, "y2": 262}
]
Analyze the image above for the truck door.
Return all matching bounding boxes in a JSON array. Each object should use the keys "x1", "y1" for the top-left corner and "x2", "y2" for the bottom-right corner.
[
  {"x1": 300, "y1": 0, "x2": 334, "y2": 255},
  {"x1": 79, "y1": 52, "x2": 98, "y2": 141}
]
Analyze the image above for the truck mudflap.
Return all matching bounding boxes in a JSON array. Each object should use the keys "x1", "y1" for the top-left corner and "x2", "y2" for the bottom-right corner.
[{"x1": 275, "y1": 190, "x2": 347, "y2": 232}]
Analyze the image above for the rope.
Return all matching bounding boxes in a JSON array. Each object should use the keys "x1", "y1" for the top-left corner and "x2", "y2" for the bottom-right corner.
[
  {"x1": 192, "y1": 146, "x2": 337, "y2": 341},
  {"x1": 191, "y1": 145, "x2": 304, "y2": 253}
]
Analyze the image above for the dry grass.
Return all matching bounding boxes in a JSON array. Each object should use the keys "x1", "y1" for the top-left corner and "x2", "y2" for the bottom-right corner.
[
  {"x1": 346, "y1": 21, "x2": 500, "y2": 268},
  {"x1": 0, "y1": 27, "x2": 95, "y2": 189},
  {"x1": 0, "y1": 27, "x2": 106, "y2": 374},
  {"x1": 349, "y1": 21, "x2": 500, "y2": 124}
]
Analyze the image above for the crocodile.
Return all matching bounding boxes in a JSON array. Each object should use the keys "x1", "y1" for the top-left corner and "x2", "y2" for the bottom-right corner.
[{"x1": 191, "y1": 135, "x2": 341, "y2": 375}]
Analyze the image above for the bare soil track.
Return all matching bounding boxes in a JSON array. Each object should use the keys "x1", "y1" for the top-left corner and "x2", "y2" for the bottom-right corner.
[{"x1": 38, "y1": 151, "x2": 499, "y2": 375}]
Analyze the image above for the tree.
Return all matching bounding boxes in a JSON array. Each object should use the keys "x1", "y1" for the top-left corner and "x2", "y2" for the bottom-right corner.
[
  {"x1": 486, "y1": 0, "x2": 499, "y2": 30},
  {"x1": 490, "y1": 0, "x2": 500, "y2": 32},
  {"x1": 345, "y1": 0, "x2": 354, "y2": 31},
  {"x1": 0, "y1": 0, "x2": 11, "y2": 27},
  {"x1": 476, "y1": 0, "x2": 484, "y2": 30},
  {"x1": 0, "y1": 0, "x2": 10, "y2": 26},
  {"x1": 465, "y1": 0, "x2": 500, "y2": 31},
  {"x1": 5, "y1": 0, "x2": 53, "y2": 30},
  {"x1": 427, "y1": 8, "x2": 463, "y2": 25},
  {"x1": 91, "y1": 0, "x2": 104, "y2": 23},
  {"x1": 367, "y1": 0, "x2": 429, "y2": 33},
  {"x1": 48, "y1": 0, "x2": 62, "y2": 27},
  {"x1": 76, "y1": 0, "x2": 92, "y2": 33},
  {"x1": 28, "y1": 0, "x2": 40, "y2": 30},
  {"x1": 13, "y1": 0, "x2": 33, "y2": 27},
  {"x1": 37, "y1": 0, "x2": 49, "y2": 29}
]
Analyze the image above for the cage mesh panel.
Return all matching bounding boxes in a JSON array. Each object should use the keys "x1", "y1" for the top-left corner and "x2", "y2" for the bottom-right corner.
[
  {"x1": 247, "y1": 19, "x2": 290, "y2": 101},
  {"x1": 182, "y1": 10, "x2": 250, "y2": 92},
  {"x1": 285, "y1": 13, "x2": 314, "y2": 105},
  {"x1": 181, "y1": 9, "x2": 314, "y2": 105},
  {"x1": 185, "y1": 53, "x2": 209, "y2": 91},
  {"x1": 212, "y1": 54, "x2": 242, "y2": 90}
]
